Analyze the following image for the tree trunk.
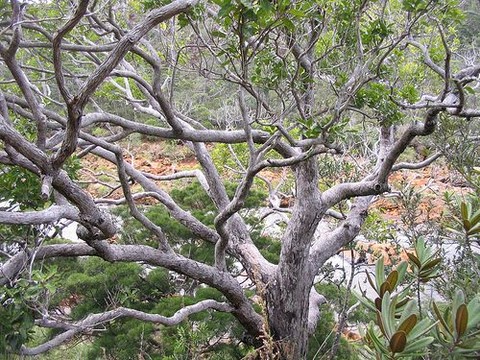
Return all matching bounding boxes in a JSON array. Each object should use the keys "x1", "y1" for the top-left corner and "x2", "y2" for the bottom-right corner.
[
  {"x1": 257, "y1": 158, "x2": 321, "y2": 359},
  {"x1": 265, "y1": 278, "x2": 312, "y2": 359}
]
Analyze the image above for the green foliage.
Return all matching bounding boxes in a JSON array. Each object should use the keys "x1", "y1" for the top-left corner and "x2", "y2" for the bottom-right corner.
[
  {"x1": 142, "y1": 0, "x2": 172, "y2": 11},
  {"x1": 434, "y1": 115, "x2": 480, "y2": 187},
  {"x1": 211, "y1": 143, "x2": 281, "y2": 174},
  {"x1": 361, "y1": 19, "x2": 393, "y2": 47},
  {"x1": 0, "y1": 153, "x2": 80, "y2": 211},
  {"x1": 52, "y1": 181, "x2": 269, "y2": 358},
  {"x1": 1, "y1": 266, "x2": 61, "y2": 355},
  {"x1": 436, "y1": 193, "x2": 480, "y2": 301},
  {"x1": 0, "y1": 285, "x2": 35, "y2": 355},
  {"x1": 114, "y1": 180, "x2": 266, "y2": 249},
  {"x1": 361, "y1": 210, "x2": 397, "y2": 243},
  {"x1": 356, "y1": 258, "x2": 410, "y2": 315},
  {"x1": 458, "y1": 0, "x2": 480, "y2": 47},
  {"x1": 401, "y1": 0, "x2": 429, "y2": 12},
  {"x1": 317, "y1": 282, "x2": 373, "y2": 324},
  {"x1": 362, "y1": 293, "x2": 436, "y2": 359},
  {"x1": 432, "y1": 290, "x2": 480, "y2": 359},
  {"x1": 0, "y1": 166, "x2": 44, "y2": 210},
  {"x1": 358, "y1": 235, "x2": 480, "y2": 359},
  {"x1": 407, "y1": 237, "x2": 442, "y2": 283},
  {"x1": 56, "y1": 256, "x2": 249, "y2": 359},
  {"x1": 354, "y1": 82, "x2": 404, "y2": 125},
  {"x1": 317, "y1": 153, "x2": 363, "y2": 189},
  {"x1": 307, "y1": 307, "x2": 359, "y2": 360}
]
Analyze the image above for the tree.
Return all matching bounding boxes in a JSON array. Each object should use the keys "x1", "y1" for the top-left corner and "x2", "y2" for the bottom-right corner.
[{"x1": 0, "y1": 0, "x2": 479, "y2": 358}]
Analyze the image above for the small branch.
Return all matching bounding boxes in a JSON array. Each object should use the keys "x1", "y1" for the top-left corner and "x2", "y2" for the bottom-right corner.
[
  {"x1": 75, "y1": 0, "x2": 198, "y2": 109},
  {"x1": 407, "y1": 39, "x2": 446, "y2": 78},
  {"x1": 0, "y1": 205, "x2": 79, "y2": 225},
  {"x1": 437, "y1": 22, "x2": 451, "y2": 101},
  {"x1": 40, "y1": 175, "x2": 53, "y2": 201},
  {"x1": 114, "y1": 150, "x2": 171, "y2": 251},
  {"x1": 20, "y1": 300, "x2": 233, "y2": 356},
  {"x1": 52, "y1": 0, "x2": 89, "y2": 103},
  {"x1": 325, "y1": 209, "x2": 346, "y2": 220},
  {"x1": 392, "y1": 152, "x2": 442, "y2": 171},
  {"x1": 144, "y1": 169, "x2": 210, "y2": 192},
  {"x1": 152, "y1": 68, "x2": 185, "y2": 134}
]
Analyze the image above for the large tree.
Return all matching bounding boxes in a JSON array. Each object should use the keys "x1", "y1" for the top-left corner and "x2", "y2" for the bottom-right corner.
[{"x1": 0, "y1": 0, "x2": 479, "y2": 358}]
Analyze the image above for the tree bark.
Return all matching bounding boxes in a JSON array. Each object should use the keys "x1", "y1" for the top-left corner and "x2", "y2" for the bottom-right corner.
[{"x1": 263, "y1": 158, "x2": 322, "y2": 359}]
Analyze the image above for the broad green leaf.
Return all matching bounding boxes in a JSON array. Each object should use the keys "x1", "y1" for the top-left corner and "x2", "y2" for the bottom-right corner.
[
  {"x1": 375, "y1": 256, "x2": 385, "y2": 290},
  {"x1": 407, "y1": 253, "x2": 421, "y2": 268},
  {"x1": 403, "y1": 336, "x2": 435, "y2": 354},
  {"x1": 366, "y1": 324, "x2": 390, "y2": 354},
  {"x1": 390, "y1": 330, "x2": 407, "y2": 353},
  {"x1": 398, "y1": 300, "x2": 416, "y2": 325},
  {"x1": 395, "y1": 261, "x2": 408, "y2": 284},
  {"x1": 380, "y1": 281, "x2": 392, "y2": 297},
  {"x1": 421, "y1": 258, "x2": 441, "y2": 272},
  {"x1": 381, "y1": 291, "x2": 394, "y2": 338},
  {"x1": 376, "y1": 310, "x2": 387, "y2": 336},
  {"x1": 433, "y1": 301, "x2": 453, "y2": 336},
  {"x1": 416, "y1": 237, "x2": 426, "y2": 260},
  {"x1": 461, "y1": 201, "x2": 468, "y2": 218},
  {"x1": 386, "y1": 270, "x2": 399, "y2": 289},
  {"x1": 466, "y1": 222, "x2": 480, "y2": 236},
  {"x1": 466, "y1": 296, "x2": 480, "y2": 330},
  {"x1": 464, "y1": 86, "x2": 475, "y2": 94},
  {"x1": 469, "y1": 208, "x2": 480, "y2": 226},
  {"x1": 407, "y1": 318, "x2": 437, "y2": 339},
  {"x1": 455, "y1": 304, "x2": 468, "y2": 339},
  {"x1": 398, "y1": 314, "x2": 417, "y2": 335}
]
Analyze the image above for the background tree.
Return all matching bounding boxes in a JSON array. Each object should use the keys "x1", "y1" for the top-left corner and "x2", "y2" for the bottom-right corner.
[{"x1": 0, "y1": 0, "x2": 479, "y2": 358}]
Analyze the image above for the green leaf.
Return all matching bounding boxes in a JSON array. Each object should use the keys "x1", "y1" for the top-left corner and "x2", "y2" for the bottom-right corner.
[
  {"x1": 455, "y1": 304, "x2": 469, "y2": 339},
  {"x1": 366, "y1": 270, "x2": 378, "y2": 293},
  {"x1": 407, "y1": 318, "x2": 437, "y2": 339},
  {"x1": 466, "y1": 296, "x2": 480, "y2": 330},
  {"x1": 398, "y1": 314, "x2": 417, "y2": 335},
  {"x1": 398, "y1": 300, "x2": 416, "y2": 325},
  {"x1": 381, "y1": 292, "x2": 394, "y2": 338},
  {"x1": 461, "y1": 201, "x2": 470, "y2": 222},
  {"x1": 376, "y1": 310, "x2": 387, "y2": 336},
  {"x1": 466, "y1": 222, "x2": 480, "y2": 236},
  {"x1": 375, "y1": 256, "x2": 386, "y2": 290},
  {"x1": 395, "y1": 261, "x2": 408, "y2": 284},
  {"x1": 403, "y1": 336, "x2": 435, "y2": 353},
  {"x1": 386, "y1": 270, "x2": 399, "y2": 289},
  {"x1": 390, "y1": 330, "x2": 407, "y2": 353},
  {"x1": 380, "y1": 281, "x2": 392, "y2": 297},
  {"x1": 433, "y1": 301, "x2": 453, "y2": 337},
  {"x1": 407, "y1": 253, "x2": 421, "y2": 268},
  {"x1": 421, "y1": 258, "x2": 441, "y2": 272},
  {"x1": 415, "y1": 237, "x2": 426, "y2": 260},
  {"x1": 469, "y1": 208, "x2": 480, "y2": 226},
  {"x1": 454, "y1": 290, "x2": 466, "y2": 314}
]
